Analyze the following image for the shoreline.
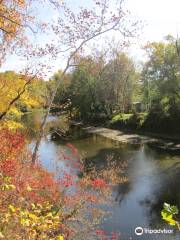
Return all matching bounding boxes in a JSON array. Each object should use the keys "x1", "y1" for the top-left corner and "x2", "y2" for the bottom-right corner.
[{"x1": 83, "y1": 126, "x2": 180, "y2": 153}]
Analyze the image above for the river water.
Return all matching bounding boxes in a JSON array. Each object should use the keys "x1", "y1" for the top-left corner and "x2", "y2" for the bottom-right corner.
[{"x1": 23, "y1": 112, "x2": 180, "y2": 240}]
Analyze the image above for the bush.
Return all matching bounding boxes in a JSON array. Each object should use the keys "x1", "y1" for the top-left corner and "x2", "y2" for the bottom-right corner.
[
  {"x1": 110, "y1": 113, "x2": 146, "y2": 130},
  {"x1": 0, "y1": 129, "x2": 63, "y2": 239},
  {"x1": 0, "y1": 129, "x2": 122, "y2": 240},
  {"x1": 141, "y1": 110, "x2": 180, "y2": 134}
]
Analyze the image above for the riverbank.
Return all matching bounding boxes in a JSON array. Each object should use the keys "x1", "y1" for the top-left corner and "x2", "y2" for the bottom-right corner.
[
  {"x1": 108, "y1": 112, "x2": 180, "y2": 140},
  {"x1": 83, "y1": 126, "x2": 180, "y2": 153}
]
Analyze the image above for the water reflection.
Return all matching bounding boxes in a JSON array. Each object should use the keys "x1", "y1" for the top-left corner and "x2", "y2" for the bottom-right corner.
[
  {"x1": 23, "y1": 113, "x2": 180, "y2": 240},
  {"x1": 101, "y1": 146, "x2": 180, "y2": 240}
]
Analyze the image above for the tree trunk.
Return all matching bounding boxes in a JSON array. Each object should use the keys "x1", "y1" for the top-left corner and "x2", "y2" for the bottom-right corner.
[{"x1": 31, "y1": 64, "x2": 70, "y2": 164}]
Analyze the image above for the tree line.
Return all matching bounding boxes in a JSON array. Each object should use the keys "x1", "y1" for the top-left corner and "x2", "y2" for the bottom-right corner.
[
  {"x1": 1, "y1": 35, "x2": 179, "y2": 134},
  {"x1": 49, "y1": 36, "x2": 180, "y2": 134}
]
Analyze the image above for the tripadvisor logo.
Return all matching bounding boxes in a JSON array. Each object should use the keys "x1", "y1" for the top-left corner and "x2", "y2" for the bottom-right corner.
[
  {"x1": 135, "y1": 226, "x2": 174, "y2": 236},
  {"x1": 135, "y1": 227, "x2": 143, "y2": 236}
]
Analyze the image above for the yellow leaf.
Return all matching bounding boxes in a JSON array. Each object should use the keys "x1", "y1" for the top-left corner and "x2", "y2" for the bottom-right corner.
[
  {"x1": 20, "y1": 218, "x2": 30, "y2": 227},
  {"x1": 57, "y1": 236, "x2": 64, "y2": 240},
  {"x1": 26, "y1": 185, "x2": 32, "y2": 192},
  {"x1": 28, "y1": 213, "x2": 37, "y2": 220},
  {"x1": 8, "y1": 204, "x2": 16, "y2": 213}
]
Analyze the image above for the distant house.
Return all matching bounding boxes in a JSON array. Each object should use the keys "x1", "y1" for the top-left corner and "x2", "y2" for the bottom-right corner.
[{"x1": 132, "y1": 102, "x2": 143, "y2": 112}]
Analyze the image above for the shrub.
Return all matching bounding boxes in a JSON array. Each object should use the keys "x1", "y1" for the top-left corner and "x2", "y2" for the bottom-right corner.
[{"x1": 0, "y1": 129, "x2": 122, "y2": 239}]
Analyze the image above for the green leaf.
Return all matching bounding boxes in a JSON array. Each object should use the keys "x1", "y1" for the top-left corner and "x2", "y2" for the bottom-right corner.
[{"x1": 163, "y1": 203, "x2": 178, "y2": 215}]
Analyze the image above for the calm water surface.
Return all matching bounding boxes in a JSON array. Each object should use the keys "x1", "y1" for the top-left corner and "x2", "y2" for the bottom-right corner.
[{"x1": 23, "y1": 113, "x2": 180, "y2": 240}]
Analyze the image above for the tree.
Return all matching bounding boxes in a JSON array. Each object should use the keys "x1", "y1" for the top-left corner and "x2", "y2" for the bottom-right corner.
[
  {"x1": 0, "y1": 1, "x2": 45, "y2": 122},
  {"x1": 100, "y1": 52, "x2": 138, "y2": 114},
  {"x1": 0, "y1": 0, "x2": 36, "y2": 65},
  {"x1": 141, "y1": 36, "x2": 180, "y2": 113},
  {"x1": 32, "y1": 0, "x2": 139, "y2": 163},
  {"x1": 0, "y1": 71, "x2": 44, "y2": 125},
  {"x1": 66, "y1": 50, "x2": 138, "y2": 120},
  {"x1": 68, "y1": 56, "x2": 101, "y2": 120},
  {"x1": 50, "y1": 71, "x2": 72, "y2": 106}
]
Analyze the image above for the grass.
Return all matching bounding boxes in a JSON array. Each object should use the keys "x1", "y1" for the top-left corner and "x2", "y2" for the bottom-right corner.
[{"x1": 112, "y1": 113, "x2": 133, "y2": 122}]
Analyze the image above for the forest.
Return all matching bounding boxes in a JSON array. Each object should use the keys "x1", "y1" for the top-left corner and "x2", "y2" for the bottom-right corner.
[{"x1": 0, "y1": 0, "x2": 180, "y2": 240}]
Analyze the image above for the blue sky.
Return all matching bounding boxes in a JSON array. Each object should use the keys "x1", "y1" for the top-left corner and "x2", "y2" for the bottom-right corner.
[{"x1": 1, "y1": 0, "x2": 180, "y2": 78}]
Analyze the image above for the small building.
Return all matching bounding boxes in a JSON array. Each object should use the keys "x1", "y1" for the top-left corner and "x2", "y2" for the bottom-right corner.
[{"x1": 132, "y1": 102, "x2": 144, "y2": 112}]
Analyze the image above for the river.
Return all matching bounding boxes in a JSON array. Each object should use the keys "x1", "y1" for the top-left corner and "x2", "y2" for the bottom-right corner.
[{"x1": 22, "y1": 112, "x2": 180, "y2": 240}]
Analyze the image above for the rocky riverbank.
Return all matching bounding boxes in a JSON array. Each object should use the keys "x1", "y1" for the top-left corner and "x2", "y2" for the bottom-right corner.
[{"x1": 84, "y1": 126, "x2": 180, "y2": 153}]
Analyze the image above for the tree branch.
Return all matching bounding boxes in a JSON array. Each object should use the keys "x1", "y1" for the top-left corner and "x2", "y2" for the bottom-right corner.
[
  {"x1": 0, "y1": 13, "x2": 37, "y2": 34},
  {"x1": 0, "y1": 74, "x2": 37, "y2": 120}
]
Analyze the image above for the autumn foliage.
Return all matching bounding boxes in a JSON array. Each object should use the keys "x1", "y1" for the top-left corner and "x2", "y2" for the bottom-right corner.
[
  {"x1": 0, "y1": 129, "x2": 63, "y2": 239},
  {"x1": 0, "y1": 129, "x2": 60, "y2": 202},
  {"x1": 0, "y1": 0, "x2": 33, "y2": 64},
  {"x1": 0, "y1": 129, "x2": 122, "y2": 239}
]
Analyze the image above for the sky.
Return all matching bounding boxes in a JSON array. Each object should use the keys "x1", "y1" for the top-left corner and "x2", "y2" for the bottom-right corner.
[
  {"x1": 127, "y1": 0, "x2": 180, "y2": 60},
  {"x1": 1, "y1": 0, "x2": 180, "y2": 78},
  {"x1": 127, "y1": 0, "x2": 180, "y2": 41}
]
